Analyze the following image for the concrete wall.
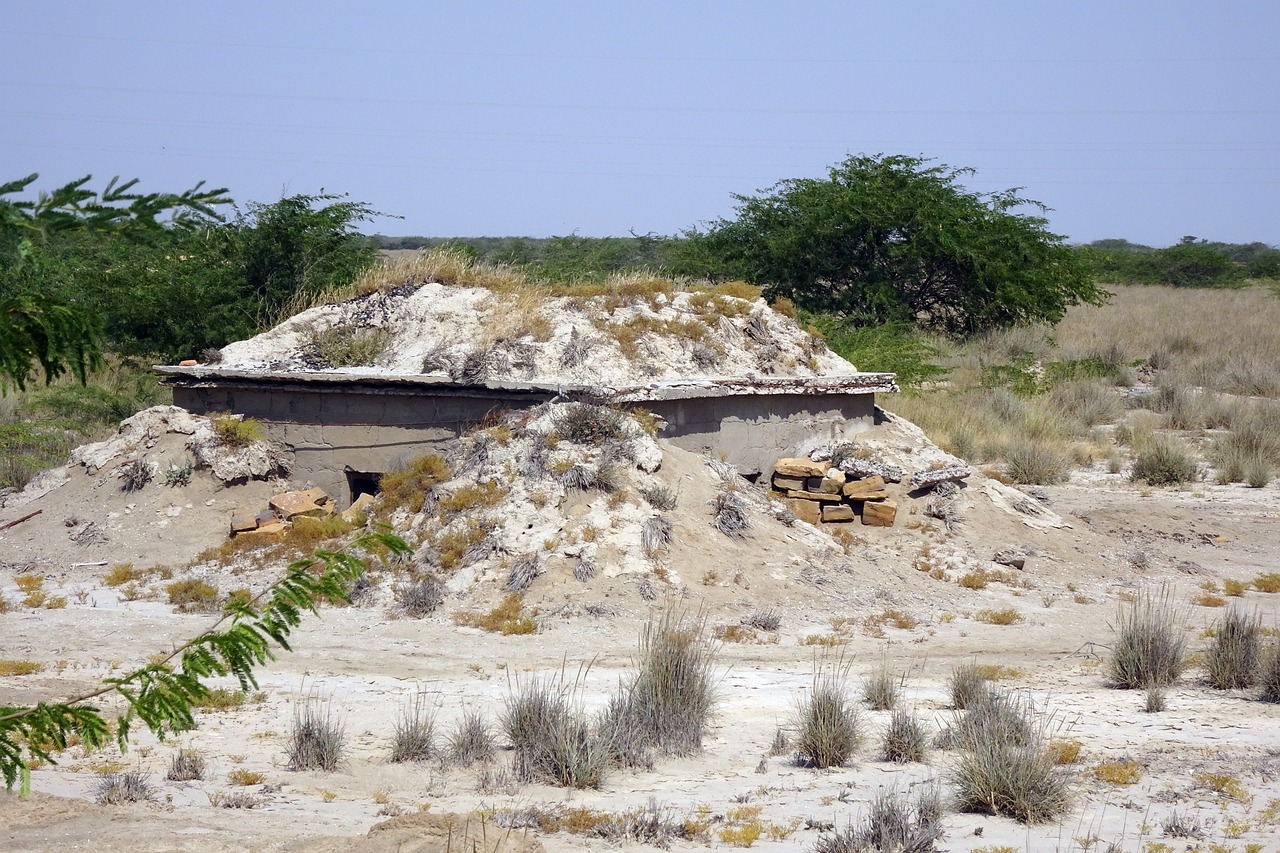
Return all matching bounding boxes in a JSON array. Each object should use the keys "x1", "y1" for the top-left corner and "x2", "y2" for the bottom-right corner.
[{"x1": 172, "y1": 383, "x2": 876, "y2": 507}]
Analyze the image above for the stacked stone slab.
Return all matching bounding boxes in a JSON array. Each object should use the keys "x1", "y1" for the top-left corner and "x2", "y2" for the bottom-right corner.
[{"x1": 772, "y1": 457, "x2": 897, "y2": 527}]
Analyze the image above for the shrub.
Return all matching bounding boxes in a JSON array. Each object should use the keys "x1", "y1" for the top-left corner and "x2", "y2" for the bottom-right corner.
[
  {"x1": 604, "y1": 607, "x2": 718, "y2": 757},
  {"x1": 506, "y1": 555, "x2": 541, "y2": 592},
  {"x1": 1002, "y1": 440, "x2": 1069, "y2": 485},
  {"x1": 0, "y1": 660, "x2": 44, "y2": 677},
  {"x1": 193, "y1": 688, "x2": 249, "y2": 711},
  {"x1": 119, "y1": 458, "x2": 153, "y2": 492},
  {"x1": 166, "y1": 748, "x2": 205, "y2": 781},
  {"x1": 949, "y1": 663, "x2": 991, "y2": 710},
  {"x1": 742, "y1": 609, "x2": 781, "y2": 632},
  {"x1": 165, "y1": 461, "x2": 193, "y2": 487},
  {"x1": 1130, "y1": 436, "x2": 1198, "y2": 485},
  {"x1": 794, "y1": 657, "x2": 861, "y2": 769},
  {"x1": 815, "y1": 786, "x2": 944, "y2": 853},
  {"x1": 394, "y1": 575, "x2": 444, "y2": 617},
  {"x1": 303, "y1": 323, "x2": 390, "y2": 367},
  {"x1": 1093, "y1": 758, "x2": 1143, "y2": 785},
  {"x1": 452, "y1": 593, "x2": 537, "y2": 635},
  {"x1": 104, "y1": 563, "x2": 143, "y2": 587},
  {"x1": 212, "y1": 415, "x2": 262, "y2": 448},
  {"x1": 948, "y1": 694, "x2": 1072, "y2": 823},
  {"x1": 1206, "y1": 607, "x2": 1262, "y2": 690},
  {"x1": 378, "y1": 454, "x2": 451, "y2": 516},
  {"x1": 709, "y1": 489, "x2": 750, "y2": 538},
  {"x1": 166, "y1": 578, "x2": 220, "y2": 613},
  {"x1": 862, "y1": 665, "x2": 902, "y2": 711},
  {"x1": 975, "y1": 608, "x2": 1023, "y2": 625},
  {"x1": 640, "y1": 515, "x2": 673, "y2": 557},
  {"x1": 502, "y1": 675, "x2": 608, "y2": 788},
  {"x1": 287, "y1": 699, "x2": 345, "y2": 772},
  {"x1": 640, "y1": 484, "x2": 678, "y2": 510},
  {"x1": 227, "y1": 768, "x2": 265, "y2": 786},
  {"x1": 1254, "y1": 572, "x2": 1280, "y2": 593},
  {"x1": 94, "y1": 770, "x2": 154, "y2": 805},
  {"x1": 446, "y1": 708, "x2": 495, "y2": 766},
  {"x1": 553, "y1": 403, "x2": 623, "y2": 444},
  {"x1": 390, "y1": 692, "x2": 436, "y2": 763},
  {"x1": 1048, "y1": 739, "x2": 1082, "y2": 765},
  {"x1": 880, "y1": 710, "x2": 929, "y2": 764},
  {"x1": 1259, "y1": 642, "x2": 1280, "y2": 703},
  {"x1": 1107, "y1": 587, "x2": 1187, "y2": 689}
]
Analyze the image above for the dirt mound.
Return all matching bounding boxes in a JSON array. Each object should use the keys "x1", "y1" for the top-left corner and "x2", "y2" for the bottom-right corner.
[{"x1": 216, "y1": 281, "x2": 855, "y2": 384}]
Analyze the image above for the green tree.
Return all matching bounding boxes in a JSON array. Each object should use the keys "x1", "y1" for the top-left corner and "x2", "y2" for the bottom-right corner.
[
  {"x1": 691, "y1": 154, "x2": 1103, "y2": 336},
  {"x1": 0, "y1": 173, "x2": 231, "y2": 388},
  {"x1": 0, "y1": 532, "x2": 409, "y2": 793}
]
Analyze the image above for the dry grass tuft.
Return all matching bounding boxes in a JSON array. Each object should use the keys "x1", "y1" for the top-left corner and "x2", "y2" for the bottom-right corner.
[
  {"x1": 793, "y1": 655, "x2": 861, "y2": 769},
  {"x1": 166, "y1": 578, "x2": 220, "y2": 613},
  {"x1": 389, "y1": 692, "x2": 437, "y2": 763},
  {"x1": 377, "y1": 454, "x2": 452, "y2": 516},
  {"x1": 286, "y1": 699, "x2": 345, "y2": 772},
  {"x1": 0, "y1": 659, "x2": 44, "y2": 677},
  {"x1": 452, "y1": 593, "x2": 537, "y2": 635},
  {"x1": 1205, "y1": 607, "x2": 1262, "y2": 689},
  {"x1": 975, "y1": 608, "x2": 1023, "y2": 625},
  {"x1": 1108, "y1": 587, "x2": 1187, "y2": 689}
]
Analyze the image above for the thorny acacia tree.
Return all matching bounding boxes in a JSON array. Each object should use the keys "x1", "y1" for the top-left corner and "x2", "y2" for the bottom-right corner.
[
  {"x1": 0, "y1": 531, "x2": 409, "y2": 792},
  {"x1": 0, "y1": 173, "x2": 231, "y2": 391},
  {"x1": 695, "y1": 154, "x2": 1103, "y2": 337}
]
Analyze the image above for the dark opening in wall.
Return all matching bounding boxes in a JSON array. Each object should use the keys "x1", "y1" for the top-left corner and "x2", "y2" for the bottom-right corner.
[{"x1": 347, "y1": 470, "x2": 382, "y2": 504}]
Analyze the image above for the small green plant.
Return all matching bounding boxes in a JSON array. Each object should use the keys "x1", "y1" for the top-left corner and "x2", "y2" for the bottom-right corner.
[{"x1": 212, "y1": 415, "x2": 263, "y2": 448}]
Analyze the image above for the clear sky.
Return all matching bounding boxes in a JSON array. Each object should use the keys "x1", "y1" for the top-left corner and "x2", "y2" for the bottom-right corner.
[{"x1": 3, "y1": 2, "x2": 1276, "y2": 246}]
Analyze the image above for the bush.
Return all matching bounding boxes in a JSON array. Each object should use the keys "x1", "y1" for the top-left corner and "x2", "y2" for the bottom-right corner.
[
  {"x1": 1259, "y1": 641, "x2": 1280, "y2": 703},
  {"x1": 1002, "y1": 440, "x2": 1069, "y2": 485},
  {"x1": 303, "y1": 324, "x2": 390, "y2": 367},
  {"x1": 608, "y1": 607, "x2": 718, "y2": 758},
  {"x1": 553, "y1": 403, "x2": 623, "y2": 444},
  {"x1": 862, "y1": 665, "x2": 902, "y2": 711},
  {"x1": 394, "y1": 575, "x2": 444, "y2": 617},
  {"x1": 94, "y1": 770, "x2": 154, "y2": 804},
  {"x1": 212, "y1": 415, "x2": 262, "y2": 448},
  {"x1": 948, "y1": 694, "x2": 1072, "y2": 823},
  {"x1": 1108, "y1": 587, "x2": 1187, "y2": 689},
  {"x1": 948, "y1": 663, "x2": 991, "y2": 710},
  {"x1": 1206, "y1": 607, "x2": 1262, "y2": 690},
  {"x1": 287, "y1": 699, "x2": 345, "y2": 772},
  {"x1": 880, "y1": 710, "x2": 929, "y2": 764},
  {"x1": 794, "y1": 657, "x2": 861, "y2": 769},
  {"x1": 166, "y1": 748, "x2": 205, "y2": 781},
  {"x1": 1130, "y1": 436, "x2": 1198, "y2": 485},
  {"x1": 502, "y1": 675, "x2": 608, "y2": 788},
  {"x1": 815, "y1": 786, "x2": 944, "y2": 853},
  {"x1": 166, "y1": 578, "x2": 220, "y2": 613},
  {"x1": 118, "y1": 458, "x2": 153, "y2": 492},
  {"x1": 378, "y1": 453, "x2": 452, "y2": 516},
  {"x1": 446, "y1": 708, "x2": 495, "y2": 766},
  {"x1": 390, "y1": 692, "x2": 436, "y2": 763},
  {"x1": 709, "y1": 489, "x2": 750, "y2": 538},
  {"x1": 640, "y1": 484, "x2": 678, "y2": 510}
]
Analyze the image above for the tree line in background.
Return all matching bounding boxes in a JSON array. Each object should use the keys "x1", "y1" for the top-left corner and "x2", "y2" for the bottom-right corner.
[{"x1": 3, "y1": 157, "x2": 1278, "y2": 393}]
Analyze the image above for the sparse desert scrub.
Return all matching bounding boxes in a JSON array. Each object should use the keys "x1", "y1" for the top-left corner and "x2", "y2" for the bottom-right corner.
[
  {"x1": 390, "y1": 692, "x2": 437, "y2": 763},
  {"x1": 949, "y1": 662, "x2": 993, "y2": 710},
  {"x1": 302, "y1": 323, "x2": 390, "y2": 367},
  {"x1": 446, "y1": 708, "x2": 495, "y2": 766},
  {"x1": 602, "y1": 606, "x2": 718, "y2": 758},
  {"x1": 1205, "y1": 607, "x2": 1262, "y2": 689},
  {"x1": 552, "y1": 402, "x2": 624, "y2": 445},
  {"x1": 165, "y1": 578, "x2": 221, "y2": 613},
  {"x1": 861, "y1": 663, "x2": 902, "y2": 711},
  {"x1": 975, "y1": 607, "x2": 1023, "y2": 625},
  {"x1": 1002, "y1": 439, "x2": 1071, "y2": 485},
  {"x1": 166, "y1": 748, "x2": 205, "y2": 781},
  {"x1": 880, "y1": 709, "x2": 929, "y2": 764},
  {"x1": 947, "y1": 693, "x2": 1073, "y2": 823},
  {"x1": 211, "y1": 414, "x2": 262, "y2": 448},
  {"x1": 1107, "y1": 587, "x2": 1187, "y2": 689},
  {"x1": 0, "y1": 660, "x2": 44, "y2": 677},
  {"x1": 394, "y1": 574, "x2": 444, "y2": 617},
  {"x1": 502, "y1": 673, "x2": 609, "y2": 788},
  {"x1": 1093, "y1": 758, "x2": 1143, "y2": 785},
  {"x1": 1129, "y1": 435, "x2": 1199, "y2": 485},
  {"x1": 452, "y1": 593, "x2": 537, "y2": 635},
  {"x1": 1259, "y1": 641, "x2": 1280, "y2": 703},
  {"x1": 377, "y1": 453, "x2": 452, "y2": 516},
  {"x1": 286, "y1": 699, "x2": 345, "y2": 772},
  {"x1": 816, "y1": 786, "x2": 943, "y2": 853},
  {"x1": 94, "y1": 770, "x2": 154, "y2": 804},
  {"x1": 793, "y1": 654, "x2": 861, "y2": 769}
]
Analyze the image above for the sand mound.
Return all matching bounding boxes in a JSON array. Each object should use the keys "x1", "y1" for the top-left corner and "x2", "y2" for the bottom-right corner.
[{"x1": 216, "y1": 281, "x2": 855, "y2": 385}]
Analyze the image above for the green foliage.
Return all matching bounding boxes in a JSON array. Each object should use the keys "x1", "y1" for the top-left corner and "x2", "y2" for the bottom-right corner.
[
  {"x1": 0, "y1": 532, "x2": 409, "y2": 791},
  {"x1": 690, "y1": 154, "x2": 1102, "y2": 336},
  {"x1": 805, "y1": 318, "x2": 945, "y2": 388},
  {"x1": 1079, "y1": 237, "x2": 1254, "y2": 287}
]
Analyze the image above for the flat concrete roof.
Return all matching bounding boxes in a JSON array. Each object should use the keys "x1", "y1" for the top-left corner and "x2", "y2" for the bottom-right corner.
[{"x1": 154, "y1": 366, "x2": 899, "y2": 401}]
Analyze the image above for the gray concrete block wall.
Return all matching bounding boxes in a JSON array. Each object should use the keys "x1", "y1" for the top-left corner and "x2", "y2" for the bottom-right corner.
[{"x1": 171, "y1": 383, "x2": 878, "y2": 507}]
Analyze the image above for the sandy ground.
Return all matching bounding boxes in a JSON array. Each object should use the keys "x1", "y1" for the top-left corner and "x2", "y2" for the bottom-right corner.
[{"x1": 4, "y1": 434, "x2": 1280, "y2": 852}]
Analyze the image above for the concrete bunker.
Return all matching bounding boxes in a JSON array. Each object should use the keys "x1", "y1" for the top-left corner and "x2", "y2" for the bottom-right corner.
[{"x1": 157, "y1": 367, "x2": 898, "y2": 508}]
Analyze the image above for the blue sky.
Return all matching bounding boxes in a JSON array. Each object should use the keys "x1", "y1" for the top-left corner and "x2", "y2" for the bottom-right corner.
[{"x1": 3, "y1": 2, "x2": 1276, "y2": 246}]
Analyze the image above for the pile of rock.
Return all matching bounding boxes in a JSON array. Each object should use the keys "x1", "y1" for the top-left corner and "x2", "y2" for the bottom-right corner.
[
  {"x1": 229, "y1": 487, "x2": 371, "y2": 537},
  {"x1": 772, "y1": 457, "x2": 897, "y2": 527}
]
